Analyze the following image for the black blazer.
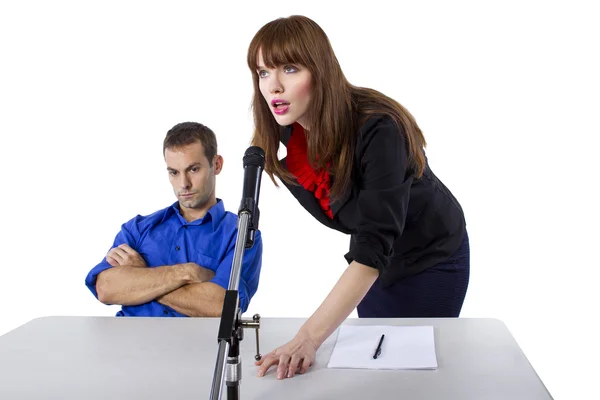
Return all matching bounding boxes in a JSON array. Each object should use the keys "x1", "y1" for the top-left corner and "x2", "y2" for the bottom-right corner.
[{"x1": 279, "y1": 116, "x2": 466, "y2": 287}]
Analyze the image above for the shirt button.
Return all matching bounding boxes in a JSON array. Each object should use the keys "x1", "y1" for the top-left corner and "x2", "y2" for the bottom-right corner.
[
  {"x1": 163, "y1": 310, "x2": 169, "y2": 315},
  {"x1": 175, "y1": 246, "x2": 180, "y2": 250}
]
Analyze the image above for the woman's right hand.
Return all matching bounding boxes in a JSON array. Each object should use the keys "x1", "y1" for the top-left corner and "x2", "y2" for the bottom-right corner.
[{"x1": 255, "y1": 332, "x2": 318, "y2": 379}]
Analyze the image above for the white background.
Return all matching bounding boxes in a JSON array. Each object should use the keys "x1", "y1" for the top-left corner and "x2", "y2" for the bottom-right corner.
[{"x1": 1, "y1": 1, "x2": 598, "y2": 398}]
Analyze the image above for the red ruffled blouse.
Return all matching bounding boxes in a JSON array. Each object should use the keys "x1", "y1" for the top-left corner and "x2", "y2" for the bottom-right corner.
[{"x1": 285, "y1": 123, "x2": 334, "y2": 219}]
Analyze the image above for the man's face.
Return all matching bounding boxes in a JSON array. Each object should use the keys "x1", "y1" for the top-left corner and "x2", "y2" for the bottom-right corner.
[{"x1": 165, "y1": 142, "x2": 222, "y2": 214}]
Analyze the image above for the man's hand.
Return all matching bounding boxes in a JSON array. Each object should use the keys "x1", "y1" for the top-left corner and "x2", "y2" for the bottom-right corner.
[
  {"x1": 106, "y1": 244, "x2": 147, "y2": 268},
  {"x1": 105, "y1": 245, "x2": 214, "y2": 282},
  {"x1": 182, "y1": 262, "x2": 216, "y2": 283},
  {"x1": 154, "y1": 264, "x2": 220, "y2": 317}
]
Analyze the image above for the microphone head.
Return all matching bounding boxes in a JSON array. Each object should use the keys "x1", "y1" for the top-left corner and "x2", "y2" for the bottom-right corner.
[{"x1": 243, "y1": 146, "x2": 265, "y2": 169}]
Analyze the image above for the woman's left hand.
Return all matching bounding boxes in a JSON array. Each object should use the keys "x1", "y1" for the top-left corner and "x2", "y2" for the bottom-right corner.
[{"x1": 255, "y1": 333, "x2": 318, "y2": 379}]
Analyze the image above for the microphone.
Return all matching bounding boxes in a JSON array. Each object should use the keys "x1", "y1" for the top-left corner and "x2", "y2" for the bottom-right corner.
[{"x1": 238, "y1": 146, "x2": 265, "y2": 248}]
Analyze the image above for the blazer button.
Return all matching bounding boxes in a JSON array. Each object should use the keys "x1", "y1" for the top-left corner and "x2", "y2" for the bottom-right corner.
[{"x1": 175, "y1": 246, "x2": 180, "y2": 250}]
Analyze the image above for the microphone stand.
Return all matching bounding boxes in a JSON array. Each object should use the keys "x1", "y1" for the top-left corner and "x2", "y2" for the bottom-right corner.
[{"x1": 209, "y1": 147, "x2": 264, "y2": 400}]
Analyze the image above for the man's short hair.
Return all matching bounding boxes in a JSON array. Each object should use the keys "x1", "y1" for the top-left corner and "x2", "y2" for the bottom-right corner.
[{"x1": 163, "y1": 122, "x2": 218, "y2": 166}]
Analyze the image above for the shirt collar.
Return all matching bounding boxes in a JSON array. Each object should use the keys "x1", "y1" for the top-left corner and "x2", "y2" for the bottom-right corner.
[{"x1": 166, "y1": 198, "x2": 227, "y2": 231}]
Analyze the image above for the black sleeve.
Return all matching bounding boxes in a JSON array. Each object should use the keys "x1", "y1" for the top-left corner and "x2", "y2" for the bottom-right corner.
[{"x1": 344, "y1": 118, "x2": 413, "y2": 273}]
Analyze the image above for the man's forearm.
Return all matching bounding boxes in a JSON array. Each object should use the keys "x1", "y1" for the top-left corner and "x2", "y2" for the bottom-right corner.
[
  {"x1": 157, "y1": 282, "x2": 226, "y2": 317},
  {"x1": 96, "y1": 264, "x2": 192, "y2": 306}
]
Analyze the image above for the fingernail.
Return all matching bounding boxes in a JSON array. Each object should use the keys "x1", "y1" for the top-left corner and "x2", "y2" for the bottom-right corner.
[
  {"x1": 287, "y1": 371, "x2": 292, "y2": 378},
  {"x1": 277, "y1": 372, "x2": 282, "y2": 379}
]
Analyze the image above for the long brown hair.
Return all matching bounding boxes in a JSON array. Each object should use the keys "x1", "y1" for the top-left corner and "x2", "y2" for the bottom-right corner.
[{"x1": 247, "y1": 15, "x2": 426, "y2": 200}]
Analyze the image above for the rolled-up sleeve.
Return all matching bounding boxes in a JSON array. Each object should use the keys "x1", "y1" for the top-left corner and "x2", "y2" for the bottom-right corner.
[
  {"x1": 344, "y1": 119, "x2": 413, "y2": 273},
  {"x1": 85, "y1": 217, "x2": 141, "y2": 299},
  {"x1": 210, "y1": 230, "x2": 263, "y2": 312}
]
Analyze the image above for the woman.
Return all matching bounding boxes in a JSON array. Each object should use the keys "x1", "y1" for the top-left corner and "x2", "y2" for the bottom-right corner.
[{"x1": 248, "y1": 15, "x2": 469, "y2": 379}]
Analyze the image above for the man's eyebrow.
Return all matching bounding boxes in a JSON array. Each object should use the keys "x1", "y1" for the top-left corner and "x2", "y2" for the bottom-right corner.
[{"x1": 166, "y1": 163, "x2": 202, "y2": 172}]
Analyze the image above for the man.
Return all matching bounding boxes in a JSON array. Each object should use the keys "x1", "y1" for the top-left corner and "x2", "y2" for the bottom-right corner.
[{"x1": 85, "y1": 122, "x2": 262, "y2": 317}]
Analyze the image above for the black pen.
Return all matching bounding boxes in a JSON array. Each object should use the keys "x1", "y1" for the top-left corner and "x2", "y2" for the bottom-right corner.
[{"x1": 373, "y1": 334, "x2": 385, "y2": 359}]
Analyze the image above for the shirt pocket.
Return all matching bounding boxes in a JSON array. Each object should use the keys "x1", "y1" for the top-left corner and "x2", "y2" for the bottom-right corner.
[{"x1": 192, "y1": 252, "x2": 219, "y2": 273}]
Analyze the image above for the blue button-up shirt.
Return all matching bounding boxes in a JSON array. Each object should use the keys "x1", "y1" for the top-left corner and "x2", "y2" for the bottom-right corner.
[{"x1": 85, "y1": 199, "x2": 262, "y2": 317}]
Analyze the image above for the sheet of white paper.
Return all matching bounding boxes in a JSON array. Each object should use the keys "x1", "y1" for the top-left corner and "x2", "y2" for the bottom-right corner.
[{"x1": 327, "y1": 325, "x2": 438, "y2": 370}]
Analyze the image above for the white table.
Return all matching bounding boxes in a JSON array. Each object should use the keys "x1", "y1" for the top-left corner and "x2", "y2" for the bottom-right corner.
[{"x1": 0, "y1": 316, "x2": 552, "y2": 399}]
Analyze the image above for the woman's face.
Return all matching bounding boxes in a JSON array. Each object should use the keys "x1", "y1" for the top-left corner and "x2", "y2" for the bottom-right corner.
[{"x1": 256, "y1": 50, "x2": 312, "y2": 129}]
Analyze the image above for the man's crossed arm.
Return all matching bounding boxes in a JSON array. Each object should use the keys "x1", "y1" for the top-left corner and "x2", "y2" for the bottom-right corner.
[{"x1": 96, "y1": 244, "x2": 225, "y2": 317}]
